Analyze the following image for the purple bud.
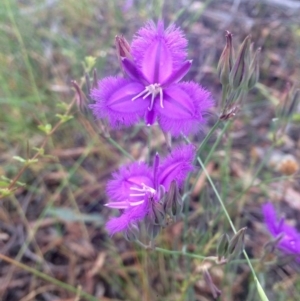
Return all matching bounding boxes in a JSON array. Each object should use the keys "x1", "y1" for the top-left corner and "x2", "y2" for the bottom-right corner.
[
  {"x1": 217, "y1": 233, "x2": 230, "y2": 262},
  {"x1": 115, "y1": 35, "x2": 132, "y2": 73},
  {"x1": 203, "y1": 269, "x2": 222, "y2": 299},
  {"x1": 229, "y1": 35, "x2": 251, "y2": 89},
  {"x1": 217, "y1": 31, "x2": 234, "y2": 85},
  {"x1": 72, "y1": 80, "x2": 88, "y2": 116},
  {"x1": 149, "y1": 198, "x2": 166, "y2": 226},
  {"x1": 123, "y1": 223, "x2": 139, "y2": 242},
  {"x1": 146, "y1": 221, "x2": 161, "y2": 240},
  {"x1": 247, "y1": 47, "x2": 261, "y2": 90},
  {"x1": 228, "y1": 227, "x2": 247, "y2": 260},
  {"x1": 164, "y1": 180, "x2": 183, "y2": 220}
]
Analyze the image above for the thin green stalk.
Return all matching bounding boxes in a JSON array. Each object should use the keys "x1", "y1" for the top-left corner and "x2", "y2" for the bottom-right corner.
[
  {"x1": 105, "y1": 136, "x2": 135, "y2": 161},
  {"x1": 0, "y1": 253, "x2": 100, "y2": 301},
  {"x1": 196, "y1": 119, "x2": 221, "y2": 155},
  {"x1": 197, "y1": 157, "x2": 270, "y2": 301},
  {"x1": 190, "y1": 120, "x2": 232, "y2": 193},
  {"x1": 154, "y1": 247, "x2": 271, "y2": 265},
  {"x1": 155, "y1": 247, "x2": 206, "y2": 260}
]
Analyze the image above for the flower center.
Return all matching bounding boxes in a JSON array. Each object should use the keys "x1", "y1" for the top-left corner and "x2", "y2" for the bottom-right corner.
[
  {"x1": 128, "y1": 183, "x2": 156, "y2": 206},
  {"x1": 132, "y1": 83, "x2": 164, "y2": 111}
]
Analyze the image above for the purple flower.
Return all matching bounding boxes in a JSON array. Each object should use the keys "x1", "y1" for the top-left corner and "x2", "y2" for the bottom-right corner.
[
  {"x1": 262, "y1": 202, "x2": 300, "y2": 260},
  {"x1": 105, "y1": 145, "x2": 195, "y2": 236},
  {"x1": 90, "y1": 21, "x2": 213, "y2": 137}
]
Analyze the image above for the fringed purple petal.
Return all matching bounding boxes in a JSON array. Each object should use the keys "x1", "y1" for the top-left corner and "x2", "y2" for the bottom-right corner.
[
  {"x1": 158, "y1": 144, "x2": 195, "y2": 190},
  {"x1": 106, "y1": 201, "x2": 149, "y2": 236},
  {"x1": 90, "y1": 77, "x2": 148, "y2": 128},
  {"x1": 106, "y1": 162, "x2": 154, "y2": 206},
  {"x1": 157, "y1": 82, "x2": 214, "y2": 136},
  {"x1": 131, "y1": 21, "x2": 188, "y2": 83}
]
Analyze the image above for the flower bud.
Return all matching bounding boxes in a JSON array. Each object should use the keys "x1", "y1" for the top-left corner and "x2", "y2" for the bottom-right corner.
[
  {"x1": 216, "y1": 233, "x2": 230, "y2": 261},
  {"x1": 229, "y1": 35, "x2": 251, "y2": 89},
  {"x1": 115, "y1": 35, "x2": 131, "y2": 58},
  {"x1": 146, "y1": 222, "x2": 161, "y2": 240},
  {"x1": 149, "y1": 197, "x2": 166, "y2": 226},
  {"x1": 115, "y1": 35, "x2": 132, "y2": 72},
  {"x1": 72, "y1": 80, "x2": 89, "y2": 116},
  {"x1": 164, "y1": 180, "x2": 183, "y2": 220},
  {"x1": 203, "y1": 269, "x2": 222, "y2": 299},
  {"x1": 228, "y1": 227, "x2": 247, "y2": 260},
  {"x1": 217, "y1": 31, "x2": 234, "y2": 85},
  {"x1": 123, "y1": 223, "x2": 139, "y2": 242},
  {"x1": 247, "y1": 47, "x2": 261, "y2": 90}
]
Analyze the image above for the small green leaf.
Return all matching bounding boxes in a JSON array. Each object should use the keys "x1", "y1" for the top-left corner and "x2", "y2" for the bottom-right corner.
[
  {"x1": 16, "y1": 181, "x2": 26, "y2": 187},
  {"x1": 13, "y1": 156, "x2": 26, "y2": 163},
  {"x1": 1, "y1": 176, "x2": 11, "y2": 182},
  {"x1": 26, "y1": 158, "x2": 39, "y2": 165},
  {"x1": 38, "y1": 124, "x2": 52, "y2": 134},
  {"x1": 0, "y1": 188, "x2": 12, "y2": 197},
  {"x1": 83, "y1": 56, "x2": 97, "y2": 73},
  {"x1": 56, "y1": 114, "x2": 74, "y2": 123},
  {"x1": 32, "y1": 147, "x2": 45, "y2": 156}
]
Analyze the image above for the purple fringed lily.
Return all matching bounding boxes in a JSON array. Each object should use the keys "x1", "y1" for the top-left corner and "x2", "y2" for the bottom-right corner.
[
  {"x1": 262, "y1": 202, "x2": 300, "y2": 260},
  {"x1": 105, "y1": 145, "x2": 195, "y2": 236},
  {"x1": 90, "y1": 21, "x2": 213, "y2": 137}
]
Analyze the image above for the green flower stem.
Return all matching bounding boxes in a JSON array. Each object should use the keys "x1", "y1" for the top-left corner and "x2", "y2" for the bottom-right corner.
[
  {"x1": 197, "y1": 157, "x2": 270, "y2": 301},
  {"x1": 105, "y1": 136, "x2": 135, "y2": 161},
  {"x1": 154, "y1": 247, "x2": 275, "y2": 265},
  {"x1": 0, "y1": 253, "x2": 100, "y2": 301},
  {"x1": 155, "y1": 247, "x2": 206, "y2": 260},
  {"x1": 203, "y1": 120, "x2": 231, "y2": 166},
  {"x1": 196, "y1": 118, "x2": 221, "y2": 156},
  {"x1": 189, "y1": 120, "x2": 232, "y2": 194}
]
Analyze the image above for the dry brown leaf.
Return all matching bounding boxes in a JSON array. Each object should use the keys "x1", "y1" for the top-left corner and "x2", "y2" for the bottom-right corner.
[{"x1": 87, "y1": 252, "x2": 107, "y2": 277}]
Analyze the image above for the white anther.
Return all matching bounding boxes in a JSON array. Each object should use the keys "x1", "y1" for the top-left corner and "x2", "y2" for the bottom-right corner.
[{"x1": 132, "y1": 84, "x2": 164, "y2": 110}]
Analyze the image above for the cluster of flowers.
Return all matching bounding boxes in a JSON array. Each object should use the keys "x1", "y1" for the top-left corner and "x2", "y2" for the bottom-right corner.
[
  {"x1": 89, "y1": 20, "x2": 300, "y2": 262},
  {"x1": 90, "y1": 21, "x2": 213, "y2": 239}
]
